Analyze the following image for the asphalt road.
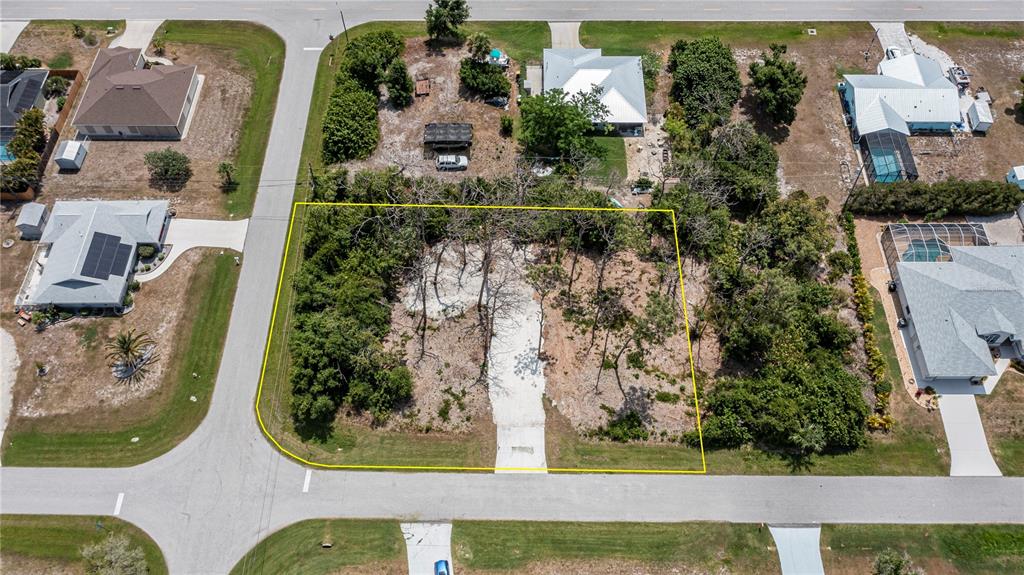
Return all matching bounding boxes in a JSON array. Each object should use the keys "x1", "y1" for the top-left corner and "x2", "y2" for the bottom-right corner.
[{"x1": 2, "y1": 2, "x2": 1024, "y2": 574}]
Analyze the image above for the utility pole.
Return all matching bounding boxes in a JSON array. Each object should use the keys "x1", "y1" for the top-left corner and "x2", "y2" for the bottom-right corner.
[{"x1": 338, "y1": 3, "x2": 350, "y2": 44}]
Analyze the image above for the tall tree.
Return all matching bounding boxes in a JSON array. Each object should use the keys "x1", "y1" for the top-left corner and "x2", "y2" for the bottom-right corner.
[
  {"x1": 748, "y1": 43, "x2": 808, "y2": 125},
  {"x1": 385, "y1": 60, "x2": 414, "y2": 108},
  {"x1": 425, "y1": 0, "x2": 470, "y2": 42},
  {"x1": 519, "y1": 87, "x2": 609, "y2": 161},
  {"x1": 467, "y1": 31, "x2": 491, "y2": 61},
  {"x1": 668, "y1": 37, "x2": 741, "y2": 129}
]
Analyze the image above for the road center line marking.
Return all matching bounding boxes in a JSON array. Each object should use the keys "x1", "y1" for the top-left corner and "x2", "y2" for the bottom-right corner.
[
  {"x1": 703, "y1": 8, "x2": 722, "y2": 11},
  {"x1": 114, "y1": 493, "x2": 125, "y2": 516},
  {"x1": 904, "y1": 7, "x2": 922, "y2": 10},
  {"x1": 302, "y1": 469, "x2": 312, "y2": 493}
]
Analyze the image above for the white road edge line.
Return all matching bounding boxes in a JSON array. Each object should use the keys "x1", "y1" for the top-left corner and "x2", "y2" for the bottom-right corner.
[
  {"x1": 303, "y1": 47, "x2": 323, "y2": 51},
  {"x1": 302, "y1": 469, "x2": 312, "y2": 493},
  {"x1": 114, "y1": 492, "x2": 125, "y2": 516}
]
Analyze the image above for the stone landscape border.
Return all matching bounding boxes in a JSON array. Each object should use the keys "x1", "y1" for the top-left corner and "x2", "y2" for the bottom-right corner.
[{"x1": 255, "y1": 201, "x2": 707, "y2": 473}]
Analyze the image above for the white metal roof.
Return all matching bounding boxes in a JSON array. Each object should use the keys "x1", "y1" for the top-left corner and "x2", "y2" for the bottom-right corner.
[
  {"x1": 845, "y1": 53, "x2": 960, "y2": 135},
  {"x1": 542, "y1": 48, "x2": 647, "y2": 125}
]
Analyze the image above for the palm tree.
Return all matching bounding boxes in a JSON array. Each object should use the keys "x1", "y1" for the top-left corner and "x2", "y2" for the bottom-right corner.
[{"x1": 106, "y1": 328, "x2": 157, "y2": 385}]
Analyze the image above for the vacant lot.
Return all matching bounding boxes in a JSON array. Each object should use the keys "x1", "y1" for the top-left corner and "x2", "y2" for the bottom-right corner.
[
  {"x1": 10, "y1": 20, "x2": 123, "y2": 69},
  {"x1": 0, "y1": 515, "x2": 167, "y2": 575},
  {"x1": 978, "y1": 369, "x2": 1024, "y2": 476}
]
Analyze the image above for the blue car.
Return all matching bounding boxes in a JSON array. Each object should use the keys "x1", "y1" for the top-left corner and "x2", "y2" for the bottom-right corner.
[{"x1": 434, "y1": 559, "x2": 451, "y2": 575}]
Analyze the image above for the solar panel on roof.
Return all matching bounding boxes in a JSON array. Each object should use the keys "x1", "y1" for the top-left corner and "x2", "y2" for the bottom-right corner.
[
  {"x1": 111, "y1": 243, "x2": 133, "y2": 277},
  {"x1": 81, "y1": 232, "x2": 129, "y2": 280}
]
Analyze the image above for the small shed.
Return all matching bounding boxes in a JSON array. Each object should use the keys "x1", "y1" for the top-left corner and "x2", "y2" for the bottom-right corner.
[
  {"x1": 54, "y1": 140, "x2": 87, "y2": 170},
  {"x1": 15, "y1": 202, "x2": 48, "y2": 240},
  {"x1": 423, "y1": 123, "x2": 473, "y2": 149},
  {"x1": 967, "y1": 99, "x2": 993, "y2": 133},
  {"x1": 1008, "y1": 165, "x2": 1024, "y2": 190}
]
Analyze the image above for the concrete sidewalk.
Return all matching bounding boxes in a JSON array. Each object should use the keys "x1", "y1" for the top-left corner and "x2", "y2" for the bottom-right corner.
[
  {"x1": 769, "y1": 525, "x2": 825, "y2": 575},
  {"x1": 137, "y1": 218, "x2": 248, "y2": 283},
  {"x1": 110, "y1": 20, "x2": 164, "y2": 49},
  {"x1": 401, "y1": 522, "x2": 453, "y2": 575},
  {"x1": 938, "y1": 394, "x2": 1002, "y2": 477},
  {"x1": 549, "y1": 22, "x2": 582, "y2": 49}
]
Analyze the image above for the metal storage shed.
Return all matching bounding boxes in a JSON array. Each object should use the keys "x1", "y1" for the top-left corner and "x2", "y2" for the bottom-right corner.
[
  {"x1": 967, "y1": 99, "x2": 993, "y2": 133},
  {"x1": 15, "y1": 202, "x2": 48, "y2": 240},
  {"x1": 54, "y1": 140, "x2": 88, "y2": 170},
  {"x1": 423, "y1": 123, "x2": 473, "y2": 149}
]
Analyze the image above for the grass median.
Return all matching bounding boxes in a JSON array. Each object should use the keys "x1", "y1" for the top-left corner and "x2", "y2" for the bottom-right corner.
[
  {"x1": 2, "y1": 252, "x2": 241, "y2": 467},
  {"x1": 0, "y1": 515, "x2": 168, "y2": 575}
]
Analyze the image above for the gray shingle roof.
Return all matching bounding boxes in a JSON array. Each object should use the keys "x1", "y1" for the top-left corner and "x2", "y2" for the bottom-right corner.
[
  {"x1": 898, "y1": 245, "x2": 1024, "y2": 379},
  {"x1": 542, "y1": 48, "x2": 646, "y2": 125},
  {"x1": 73, "y1": 47, "x2": 196, "y2": 128},
  {"x1": 1, "y1": 68, "x2": 48, "y2": 131},
  {"x1": 28, "y1": 200, "x2": 168, "y2": 307}
]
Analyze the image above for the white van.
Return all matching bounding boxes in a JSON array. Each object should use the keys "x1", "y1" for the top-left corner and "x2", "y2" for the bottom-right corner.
[{"x1": 435, "y1": 155, "x2": 469, "y2": 171}]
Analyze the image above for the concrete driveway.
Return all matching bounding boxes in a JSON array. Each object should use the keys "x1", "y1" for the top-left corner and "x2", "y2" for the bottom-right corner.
[
  {"x1": 401, "y1": 522, "x2": 453, "y2": 575},
  {"x1": 137, "y1": 218, "x2": 248, "y2": 283},
  {"x1": 0, "y1": 21, "x2": 28, "y2": 52},
  {"x1": 769, "y1": 525, "x2": 825, "y2": 575},
  {"x1": 549, "y1": 22, "x2": 582, "y2": 49},
  {"x1": 939, "y1": 394, "x2": 1002, "y2": 477},
  {"x1": 110, "y1": 20, "x2": 164, "y2": 49}
]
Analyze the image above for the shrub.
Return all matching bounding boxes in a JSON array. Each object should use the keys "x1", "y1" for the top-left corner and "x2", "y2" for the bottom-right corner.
[
  {"x1": 80, "y1": 533, "x2": 148, "y2": 575},
  {"x1": 143, "y1": 148, "x2": 192, "y2": 191},
  {"x1": 748, "y1": 44, "x2": 807, "y2": 125},
  {"x1": 72, "y1": 23, "x2": 85, "y2": 39},
  {"x1": 669, "y1": 37, "x2": 741, "y2": 128},
  {"x1": 129, "y1": 280, "x2": 141, "y2": 293},
  {"x1": 217, "y1": 162, "x2": 237, "y2": 192},
  {"x1": 137, "y1": 245, "x2": 156, "y2": 259},
  {"x1": 459, "y1": 58, "x2": 510, "y2": 98},
  {"x1": 83, "y1": 30, "x2": 98, "y2": 47},
  {"x1": 847, "y1": 179, "x2": 1024, "y2": 217},
  {"x1": 385, "y1": 59, "x2": 414, "y2": 108},
  {"x1": 467, "y1": 32, "x2": 491, "y2": 61},
  {"x1": 122, "y1": 292, "x2": 134, "y2": 308},
  {"x1": 0, "y1": 53, "x2": 42, "y2": 70},
  {"x1": 56, "y1": 95, "x2": 67, "y2": 111},
  {"x1": 654, "y1": 391, "x2": 681, "y2": 404},
  {"x1": 640, "y1": 50, "x2": 661, "y2": 93},
  {"x1": 341, "y1": 30, "x2": 404, "y2": 92},
  {"x1": 322, "y1": 83, "x2": 379, "y2": 162},
  {"x1": 499, "y1": 115, "x2": 513, "y2": 137},
  {"x1": 0, "y1": 153, "x2": 41, "y2": 195},
  {"x1": 595, "y1": 409, "x2": 650, "y2": 442},
  {"x1": 7, "y1": 108, "x2": 47, "y2": 158},
  {"x1": 152, "y1": 37, "x2": 166, "y2": 56}
]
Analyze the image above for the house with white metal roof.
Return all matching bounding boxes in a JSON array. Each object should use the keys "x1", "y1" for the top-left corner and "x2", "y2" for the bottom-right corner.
[
  {"x1": 842, "y1": 53, "x2": 961, "y2": 139},
  {"x1": 15, "y1": 200, "x2": 169, "y2": 310},
  {"x1": 542, "y1": 48, "x2": 647, "y2": 135},
  {"x1": 895, "y1": 244, "x2": 1024, "y2": 388}
]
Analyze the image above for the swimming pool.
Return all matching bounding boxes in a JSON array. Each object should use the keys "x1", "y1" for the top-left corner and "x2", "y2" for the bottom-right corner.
[{"x1": 0, "y1": 143, "x2": 14, "y2": 163}]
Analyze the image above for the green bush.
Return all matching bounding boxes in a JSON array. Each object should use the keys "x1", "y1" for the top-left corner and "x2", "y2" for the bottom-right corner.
[
  {"x1": 499, "y1": 115, "x2": 514, "y2": 137},
  {"x1": 137, "y1": 245, "x2": 156, "y2": 259},
  {"x1": 0, "y1": 153, "x2": 41, "y2": 195},
  {"x1": 143, "y1": 148, "x2": 192, "y2": 192},
  {"x1": 385, "y1": 59, "x2": 414, "y2": 108},
  {"x1": 56, "y1": 95, "x2": 67, "y2": 111},
  {"x1": 668, "y1": 37, "x2": 741, "y2": 128},
  {"x1": 654, "y1": 391, "x2": 680, "y2": 404},
  {"x1": 322, "y1": 83, "x2": 379, "y2": 162},
  {"x1": 0, "y1": 53, "x2": 42, "y2": 70},
  {"x1": 595, "y1": 409, "x2": 650, "y2": 442},
  {"x1": 341, "y1": 30, "x2": 404, "y2": 92},
  {"x1": 748, "y1": 44, "x2": 807, "y2": 125},
  {"x1": 7, "y1": 108, "x2": 47, "y2": 159},
  {"x1": 459, "y1": 59, "x2": 510, "y2": 98},
  {"x1": 847, "y1": 179, "x2": 1024, "y2": 217}
]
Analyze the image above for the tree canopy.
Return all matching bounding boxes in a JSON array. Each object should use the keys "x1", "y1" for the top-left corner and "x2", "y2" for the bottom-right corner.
[
  {"x1": 748, "y1": 43, "x2": 807, "y2": 125},
  {"x1": 143, "y1": 148, "x2": 192, "y2": 192},
  {"x1": 668, "y1": 37, "x2": 741, "y2": 129},
  {"x1": 519, "y1": 87, "x2": 609, "y2": 161},
  {"x1": 425, "y1": 0, "x2": 470, "y2": 42}
]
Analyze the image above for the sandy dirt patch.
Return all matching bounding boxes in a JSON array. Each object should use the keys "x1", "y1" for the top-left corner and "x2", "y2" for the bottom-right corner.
[
  {"x1": 10, "y1": 21, "x2": 118, "y2": 70},
  {"x1": 39, "y1": 41, "x2": 254, "y2": 219},
  {"x1": 345, "y1": 38, "x2": 519, "y2": 179},
  {"x1": 0, "y1": 555, "x2": 80, "y2": 575},
  {"x1": 543, "y1": 250, "x2": 695, "y2": 439},
  {"x1": 459, "y1": 559, "x2": 753, "y2": 575}
]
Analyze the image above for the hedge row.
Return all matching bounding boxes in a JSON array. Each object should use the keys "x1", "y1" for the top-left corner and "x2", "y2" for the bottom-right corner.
[
  {"x1": 841, "y1": 213, "x2": 893, "y2": 432},
  {"x1": 847, "y1": 179, "x2": 1024, "y2": 218}
]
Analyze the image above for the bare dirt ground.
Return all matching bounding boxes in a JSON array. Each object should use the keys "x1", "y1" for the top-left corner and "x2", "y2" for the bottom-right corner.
[
  {"x1": 732, "y1": 30, "x2": 884, "y2": 209},
  {"x1": 10, "y1": 21, "x2": 118, "y2": 70},
  {"x1": 330, "y1": 561, "x2": 406, "y2": 575},
  {"x1": 0, "y1": 555, "x2": 79, "y2": 575},
  {"x1": 0, "y1": 208, "x2": 208, "y2": 429},
  {"x1": 381, "y1": 293, "x2": 492, "y2": 433},
  {"x1": 543, "y1": 250, "x2": 696, "y2": 438},
  {"x1": 39, "y1": 41, "x2": 253, "y2": 219},
  {"x1": 907, "y1": 36, "x2": 1024, "y2": 183},
  {"x1": 978, "y1": 370, "x2": 1024, "y2": 441},
  {"x1": 345, "y1": 38, "x2": 519, "y2": 179},
  {"x1": 460, "y1": 560, "x2": 759, "y2": 575}
]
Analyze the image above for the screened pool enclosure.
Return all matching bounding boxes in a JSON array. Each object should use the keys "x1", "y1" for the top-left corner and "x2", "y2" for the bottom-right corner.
[
  {"x1": 860, "y1": 129, "x2": 918, "y2": 183},
  {"x1": 881, "y1": 223, "x2": 990, "y2": 283}
]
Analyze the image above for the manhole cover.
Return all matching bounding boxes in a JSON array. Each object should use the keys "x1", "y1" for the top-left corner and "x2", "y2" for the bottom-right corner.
[
  {"x1": 807, "y1": 28, "x2": 817, "y2": 36},
  {"x1": 2, "y1": 239, "x2": 14, "y2": 248}
]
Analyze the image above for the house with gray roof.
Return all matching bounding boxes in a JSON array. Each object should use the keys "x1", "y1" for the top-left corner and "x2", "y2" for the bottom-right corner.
[
  {"x1": 73, "y1": 47, "x2": 198, "y2": 140},
  {"x1": 841, "y1": 53, "x2": 961, "y2": 139},
  {"x1": 15, "y1": 202, "x2": 48, "y2": 240},
  {"x1": 15, "y1": 200, "x2": 169, "y2": 310},
  {"x1": 1, "y1": 68, "x2": 48, "y2": 146},
  {"x1": 895, "y1": 245, "x2": 1024, "y2": 386},
  {"x1": 542, "y1": 48, "x2": 646, "y2": 135}
]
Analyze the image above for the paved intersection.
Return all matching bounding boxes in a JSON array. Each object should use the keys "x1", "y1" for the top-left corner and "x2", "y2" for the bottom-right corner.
[{"x1": 2, "y1": 2, "x2": 1024, "y2": 573}]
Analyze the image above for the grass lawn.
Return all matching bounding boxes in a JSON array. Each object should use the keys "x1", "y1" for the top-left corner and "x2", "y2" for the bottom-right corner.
[
  {"x1": 155, "y1": 21, "x2": 285, "y2": 218},
  {"x1": 230, "y1": 519, "x2": 404, "y2": 575},
  {"x1": 452, "y1": 521, "x2": 778, "y2": 573},
  {"x1": 821, "y1": 524, "x2": 1024, "y2": 575},
  {"x1": 579, "y1": 22, "x2": 869, "y2": 55},
  {"x1": 46, "y1": 50, "x2": 73, "y2": 69},
  {"x1": 0, "y1": 515, "x2": 167, "y2": 574},
  {"x1": 978, "y1": 370, "x2": 1024, "y2": 476},
  {"x1": 3, "y1": 252, "x2": 241, "y2": 466},
  {"x1": 905, "y1": 22, "x2": 1024, "y2": 41},
  {"x1": 589, "y1": 136, "x2": 627, "y2": 181}
]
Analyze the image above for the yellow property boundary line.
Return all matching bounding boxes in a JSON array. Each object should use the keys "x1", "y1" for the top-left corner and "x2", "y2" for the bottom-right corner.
[{"x1": 255, "y1": 202, "x2": 707, "y2": 473}]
